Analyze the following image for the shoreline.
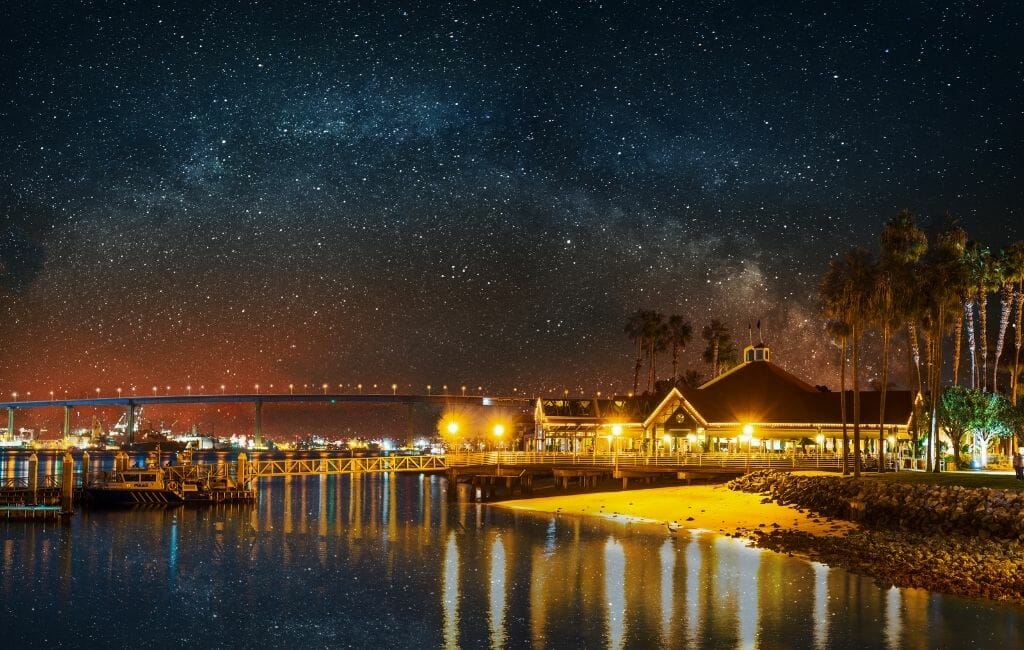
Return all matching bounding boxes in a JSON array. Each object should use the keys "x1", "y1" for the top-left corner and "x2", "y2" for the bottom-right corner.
[
  {"x1": 494, "y1": 478, "x2": 1024, "y2": 603},
  {"x1": 494, "y1": 482, "x2": 857, "y2": 538}
]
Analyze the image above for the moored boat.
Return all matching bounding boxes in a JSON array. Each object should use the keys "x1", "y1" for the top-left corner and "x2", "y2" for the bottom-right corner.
[{"x1": 85, "y1": 463, "x2": 255, "y2": 506}]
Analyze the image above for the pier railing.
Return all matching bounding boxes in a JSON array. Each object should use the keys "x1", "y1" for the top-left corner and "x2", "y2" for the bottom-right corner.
[
  {"x1": 249, "y1": 454, "x2": 448, "y2": 477},
  {"x1": 446, "y1": 451, "x2": 893, "y2": 472}
]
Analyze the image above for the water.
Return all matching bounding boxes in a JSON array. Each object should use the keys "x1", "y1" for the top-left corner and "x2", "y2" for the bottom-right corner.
[{"x1": 1, "y1": 458, "x2": 1021, "y2": 648}]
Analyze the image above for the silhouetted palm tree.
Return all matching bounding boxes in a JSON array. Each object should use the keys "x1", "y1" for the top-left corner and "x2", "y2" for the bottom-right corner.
[
  {"x1": 826, "y1": 319, "x2": 852, "y2": 475},
  {"x1": 921, "y1": 225, "x2": 969, "y2": 472},
  {"x1": 877, "y1": 211, "x2": 927, "y2": 471},
  {"x1": 701, "y1": 320, "x2": 730, "y2": 378},
  {"x1": 625, "y1": 309, "x2": 647, "y2": 395},
  {"x1": 667, "y1": 315, "x2": 693, "y2": 382},
  {"x1": 821, "y1": 247, "x2": 875, "y2": 477},
  {"x1": 647, "y1": 313, "x2": 668, "y2": 393}
]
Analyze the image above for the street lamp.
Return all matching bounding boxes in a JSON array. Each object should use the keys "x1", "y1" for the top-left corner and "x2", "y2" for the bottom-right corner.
[
  {"x1": 493, "y1": 423, "x2": 505, "y2": 470},
  {"x1": 446, "y1": 420, "x2": 460, "y2": 455},
  {"x1": 289, "y1": 383, "x2": 294, "y2": 394},
  {"x1": 427, "y1": 384, "x2": 432, "y2": 395},
  {"x1": 116, "y1": 388, "x2": 122, "y2": 399},
  {"x1": 322, "y1": 383, "x2": 328, "y2": 395},
  {"x1": 391, "y1": 383, "x2": 397, "y2": 395},
  {"x1": 95, "y1": 387, "x2": 101, "y2": 398},
  {"x1": 220, "y1": 384, "x2": 226, "y2": 394},
  {"x1": 11, "y1": 392, "x2": 17, "y2": 402},
  {"x1": 186, "y1": 385, "x2": 192, "y2": 395},
  {"x1": 461, "y1": 385, "x2": 466, "y2": 396},
  {"x1": 740, "y1": 424, "x2": 754, "y2": 471},
  {"x1": 612, "y1": 424, "x2": 622, "y2": 470},
  {"x1": 254, "y1": 384, "x2": 260, "y2": 395},
  {"x1": 357, "y1": 383, "x2": 363, "y2": 394}
]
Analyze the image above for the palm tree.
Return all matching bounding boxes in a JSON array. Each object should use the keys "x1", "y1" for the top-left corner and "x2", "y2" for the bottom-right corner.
[
  {"x1": 821, "y1": 247, "x2": 875, "y2": 477},
  {"x1": 667, "y1": 315, "x2": 693, "y2": 382},
  {"x1": 826, "y1": 319, "x2": 852, "y2": 475},
  {"x1": 701, "y1": 320, "x2": 730, "y2": 378},
  {"x1": 975, "y1": 247, "x2": 1000, "y2": 391},
  {"x1": 1006, "y1": 242, "x2": 1024, "y2": 405},
  {"x1": 647, "y1": 314, "x2": 669, "y2": 393},
  {"x1": 994, "y1": 244, "x2": 1024, "y2": 394},
  {"x1": 625, "y1": 309, "x2": 647, "y2": 395},
  {"x1": 877, "y1": 211, "x2": 928, "y2": 471},
  {"x1": 960, "y1": 241, "x2": 985, "y2": 389},
  {"x1": 921, "y1": 225, "x2": 969, "y2": 472}
]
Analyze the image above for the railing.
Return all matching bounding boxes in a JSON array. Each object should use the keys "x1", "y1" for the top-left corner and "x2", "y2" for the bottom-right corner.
[
  {"x1": 250, "y1": 454, "x2": 448, "y2": 477},
  {"x1": 446, "y1": 451, "x2": 854, "y2": 471}
]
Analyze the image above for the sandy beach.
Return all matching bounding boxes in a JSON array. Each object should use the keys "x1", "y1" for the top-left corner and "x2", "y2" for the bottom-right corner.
[{"x1": 494, "y1": 482, "x2": 856, "y2": 538}]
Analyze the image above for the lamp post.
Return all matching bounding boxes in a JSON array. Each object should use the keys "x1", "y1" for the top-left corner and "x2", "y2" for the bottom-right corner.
[
  {"x1": 493, "y1": 424, "x2": 505, "y2": 472},
  {"x1": 888, "y1": 434, "x2": 897, "y2": 472},
  {"x1": 741, "y1": 424, "x2": 754, "y2": 472},
  {"x1": 612, "y1": 424, "x2": 622, "y2": 471},
  {"x1": 322, "y1": 383, "x2": 328, "y2": 395},
  {"x1": 391, "y1": 383, "x2": 397, "y2": 395},
  {"x1": 447, "y1": 420, "x2": 459, "y2": 458}
]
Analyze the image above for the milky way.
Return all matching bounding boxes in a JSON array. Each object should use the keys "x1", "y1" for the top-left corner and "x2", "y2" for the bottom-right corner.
[{"x1": 2, "y1": 3, "x2": 1023, "y2": 435}]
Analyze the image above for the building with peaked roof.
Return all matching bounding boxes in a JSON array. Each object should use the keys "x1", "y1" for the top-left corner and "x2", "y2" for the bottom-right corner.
[{"x1": 531, "y1": 341, "x2": 917, "y2": 454}]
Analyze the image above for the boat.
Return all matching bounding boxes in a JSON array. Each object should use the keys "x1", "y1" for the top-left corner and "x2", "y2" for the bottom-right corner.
[{"x1": 85, "y1": 462, "x2": 255, "y2": 506}]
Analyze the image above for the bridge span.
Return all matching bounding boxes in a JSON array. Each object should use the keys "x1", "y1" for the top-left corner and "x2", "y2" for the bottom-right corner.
[{"x1": 0, "y1": 392, "x2": 532, "y2": 447}]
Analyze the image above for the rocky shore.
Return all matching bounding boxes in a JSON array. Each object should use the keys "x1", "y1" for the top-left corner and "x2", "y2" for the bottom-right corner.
[{"x1": 728, "y1": 470, "x2": 1024, "y2": 602}]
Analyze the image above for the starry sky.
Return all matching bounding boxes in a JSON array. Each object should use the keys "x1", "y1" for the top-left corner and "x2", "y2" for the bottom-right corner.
[{"x1": 2, "y1": 2, "x2": 1023, "y2": 436}]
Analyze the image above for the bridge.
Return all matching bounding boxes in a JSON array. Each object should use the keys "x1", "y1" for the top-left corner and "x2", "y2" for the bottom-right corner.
[{"x1": 0, "y1": 393, "x2": 532, "y2": 447}]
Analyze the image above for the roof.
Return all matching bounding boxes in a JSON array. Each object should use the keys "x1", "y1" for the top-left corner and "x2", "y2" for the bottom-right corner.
[
  {"x1": 535, "y1": 357, "x2": 916, "y2": 430},
  {"x1": 681, "y1": 360, "x2": 914, "y2": 426}
]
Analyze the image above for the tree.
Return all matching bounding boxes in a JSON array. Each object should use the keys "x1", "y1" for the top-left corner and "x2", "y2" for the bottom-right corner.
[
  {"x1": 826, "y1": 319, "x2": 852, "y2": 475},
  {"x1": 877, "y1": 211, "x2": 928, "y2": 471},
  {"x1": 625, "y1": 310, "x2": 647, "y2": 395},
  {"x1": 667, "y1": 315, "x2": 693, "y2": 382},
  {"x1": 821, "y1": 247, "x2": 875, "y2": 477},
  {"x1": 938, "y1": 386, "x2": 981, "y2": 470},
  {"x1": 921, "y1": 225, "x2": 969, "y2": 472},
  {"x1": 701, "y1": 320, "x2": 731, "y2": 378},
  {"x1": 974, "y1": 247, "x2": 1001, "y2": 391},
  {"x1": 974, "y1": 392, "x2": 1015, "y2": 468},
  {"x1": 645, "y1": 312, "x2": 668, "y2": 393},
  {"x1": 996, "y1": 242, "x2": 1024, "y2": 400}
]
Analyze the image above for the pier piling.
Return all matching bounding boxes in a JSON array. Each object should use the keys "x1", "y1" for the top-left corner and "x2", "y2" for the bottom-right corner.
[
  {"x1": 61, "y1": 452, "x2": 74, "y2": 513},
  {"x1": 28, "y1": 453, "x2": 38, "y2": 504}
]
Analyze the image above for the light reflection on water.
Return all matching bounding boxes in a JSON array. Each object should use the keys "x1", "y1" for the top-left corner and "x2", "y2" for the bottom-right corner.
[{"x1": 0, "y1": 458, "x2": 1021, "y2": 648}]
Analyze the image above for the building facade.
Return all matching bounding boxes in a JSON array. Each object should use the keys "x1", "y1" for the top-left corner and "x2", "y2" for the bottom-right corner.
[{"x1": 531, "y1": 342, "x2": 916, "y2": 455}]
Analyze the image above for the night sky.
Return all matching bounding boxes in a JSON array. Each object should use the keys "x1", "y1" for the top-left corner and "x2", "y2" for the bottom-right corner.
[{"x1": 3, "y1": 3, "x2": 1023, "y2": 435}]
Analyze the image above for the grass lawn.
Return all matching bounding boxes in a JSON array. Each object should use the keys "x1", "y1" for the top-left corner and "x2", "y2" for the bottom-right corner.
[{"x1": 864, "y1": 470, "x2": 1024, "y2": 490}]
